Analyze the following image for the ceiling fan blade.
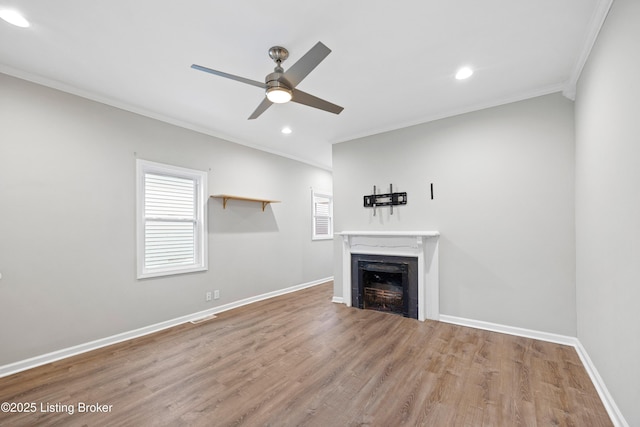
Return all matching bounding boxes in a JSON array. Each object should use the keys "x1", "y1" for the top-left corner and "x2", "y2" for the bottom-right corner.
[
  {"x1": 248, "y1": 97, "x2": 273, "y2": 120},
  {"x1": 191, "y1": 64, "x2": 266, "y2": 89},
  {"x1": 281, "y1": 42, "x2": 331, "y2": 88},
  {"x1": 291, "y1": 89, "x2": 343, "y2": 115}
]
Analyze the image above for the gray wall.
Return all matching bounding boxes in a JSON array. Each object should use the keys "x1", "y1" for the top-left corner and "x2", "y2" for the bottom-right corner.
[
  {"x1": 333, "y1": 93, "x2": 576, "y2": 335},
  {"x1": 575, "y1": 0, "x2": 640, "y2": 424},
  {"x1": 0, "y1": 73, "x2": 333, "y2": 365}
]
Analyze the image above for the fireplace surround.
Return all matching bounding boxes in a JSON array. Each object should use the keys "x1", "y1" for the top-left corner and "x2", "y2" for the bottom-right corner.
[{"x1": 338, "y1": 231, "x2": 440, "y2": 321}]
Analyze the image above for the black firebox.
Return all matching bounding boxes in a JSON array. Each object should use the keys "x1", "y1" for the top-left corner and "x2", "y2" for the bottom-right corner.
[{"x1": 351, "y1": 254, "x2": 418, "y2": 319}]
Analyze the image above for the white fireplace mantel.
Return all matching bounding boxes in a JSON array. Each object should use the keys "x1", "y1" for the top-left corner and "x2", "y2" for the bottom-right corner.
[{"x1": 337, "y1": 230, "x2": 440, "y2": 321}]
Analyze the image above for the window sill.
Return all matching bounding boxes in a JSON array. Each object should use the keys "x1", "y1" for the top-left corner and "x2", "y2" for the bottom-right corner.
[{"x1": 137, "y1": 265, "x2": 208, "y2": 280}]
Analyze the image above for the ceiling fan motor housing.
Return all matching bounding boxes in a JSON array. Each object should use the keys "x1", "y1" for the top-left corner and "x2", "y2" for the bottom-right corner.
[{"x1": 266, "y1": 72, "x2": 291, "y2": 89}]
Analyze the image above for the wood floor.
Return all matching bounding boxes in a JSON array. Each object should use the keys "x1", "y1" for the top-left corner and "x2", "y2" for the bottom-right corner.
[{"x1": 0, "y1": 282, "x2": 612, "y2": 426}]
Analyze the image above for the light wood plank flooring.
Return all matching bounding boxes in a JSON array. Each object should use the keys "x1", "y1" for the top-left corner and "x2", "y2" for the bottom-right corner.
[{"x1": 0, "y1": 282, "x2": 612, "y2": 426}]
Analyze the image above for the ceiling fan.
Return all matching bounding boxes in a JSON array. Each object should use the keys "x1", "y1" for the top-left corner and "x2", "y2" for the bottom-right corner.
[{"x1": 191, "y1": 41, "x2": 344, "y2": 120}]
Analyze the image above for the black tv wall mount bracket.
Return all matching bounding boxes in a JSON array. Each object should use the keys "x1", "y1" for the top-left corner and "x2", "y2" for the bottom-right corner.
[{"x1": 363, "y1": 184, "x2": 407, "y2": 215}]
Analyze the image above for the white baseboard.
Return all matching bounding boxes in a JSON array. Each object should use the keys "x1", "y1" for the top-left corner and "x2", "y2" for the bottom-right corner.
[
  {"x1": 0, "y1": 277, "x2": 333, "y2": 379},
  {"x1": 439, "y1": 314, "x2": 577, "y2": 346},
  {"x1": 439, "y1": 314, "x2": 628, "y2": 427},
  {"x1": 573, "y1": 340, "x2": 629, "y2": 427},
  {"x1": 2, "y1": 282, "x2": 627, "y2": 426}
]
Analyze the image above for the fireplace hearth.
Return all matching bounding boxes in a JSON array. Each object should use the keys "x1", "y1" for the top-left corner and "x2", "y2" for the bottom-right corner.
[{"x1": 351, "y1": 254, "x2": 418, "y2": 319}]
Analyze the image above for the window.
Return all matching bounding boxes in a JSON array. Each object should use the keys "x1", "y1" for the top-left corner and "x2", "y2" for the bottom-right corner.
[
  {"x1": 136, "y1": 160, "x2": 207, "y2": 278},
  {"x1": 312, "y1": 189, "x2": 333, "y2": 240}
]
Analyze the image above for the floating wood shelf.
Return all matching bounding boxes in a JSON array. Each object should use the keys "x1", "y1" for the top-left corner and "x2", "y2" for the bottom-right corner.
[{"x1": 211, "y1": 194, "x2": 280, "y2": 211}]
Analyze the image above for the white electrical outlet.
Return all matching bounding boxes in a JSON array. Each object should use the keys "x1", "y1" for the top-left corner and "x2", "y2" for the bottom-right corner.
[
  {"x1": 205, "y1": 291, "x2": 212, "y2": 302},
  {"x1": 214, "y1": 290, "x2": 220, "y2": 300}
]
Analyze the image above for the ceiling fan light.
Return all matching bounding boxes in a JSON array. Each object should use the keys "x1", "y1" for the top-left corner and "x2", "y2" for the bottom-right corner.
[{"x1": 266, "y1": 87, "x2": 292, "y2": 104}]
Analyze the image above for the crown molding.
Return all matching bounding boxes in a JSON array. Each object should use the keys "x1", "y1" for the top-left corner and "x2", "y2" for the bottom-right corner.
[
  {"x1": 333, "y1": 82, "x2": 566, "y2": 145},
  {"x1": 563, "y1": 0, "x2": 615, "y2": 100},
  {"x1": 0, "y1": 66, "x2": 333, "y2": 171}
]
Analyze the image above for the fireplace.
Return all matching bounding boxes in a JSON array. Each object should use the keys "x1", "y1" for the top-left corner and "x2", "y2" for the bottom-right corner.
[
  {"x1": 337, "y1": 231, "x2": 440, "y2": 321},
  {"x1": 351, "y1": 254, "x2": 418, "y2": 318}
]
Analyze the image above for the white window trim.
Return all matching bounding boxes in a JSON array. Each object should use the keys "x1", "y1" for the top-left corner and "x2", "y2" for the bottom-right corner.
[
  {"x1": 136, "y1": 159, "x2": 208, "y2": 279},
  {"x1": 312, "y1": 188, "x2": 333, "y2": 241}
]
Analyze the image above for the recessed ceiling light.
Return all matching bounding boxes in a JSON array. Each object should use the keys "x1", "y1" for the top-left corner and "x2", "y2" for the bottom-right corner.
[
  {"x1": 281, "y1": 127, "x2": 292, "y2": 135},
  {"x1": 0, "y1": 9, "x2": 30, "y2": 28},
  {"x1": 455, "y1": 66, "x2": 473, "y2": 80}
]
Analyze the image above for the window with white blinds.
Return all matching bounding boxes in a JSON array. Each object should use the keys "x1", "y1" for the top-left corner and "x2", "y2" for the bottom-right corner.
[
  {"x1": 312, "y1": 189, "x2": 333, "y2": 240},
  {"x1": 137, "y1": 160, "x2": 208, "y2": 278}
]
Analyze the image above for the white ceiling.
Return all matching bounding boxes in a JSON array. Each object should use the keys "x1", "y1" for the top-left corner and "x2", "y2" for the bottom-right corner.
[{"x1": 0, "y1": 0, "x2": 610, "y2": 169}]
